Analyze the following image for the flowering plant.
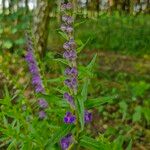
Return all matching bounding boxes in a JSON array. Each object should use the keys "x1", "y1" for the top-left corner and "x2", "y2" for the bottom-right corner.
[{"x1": 0, "y1": 1, "x2": 114, "y2": 150}]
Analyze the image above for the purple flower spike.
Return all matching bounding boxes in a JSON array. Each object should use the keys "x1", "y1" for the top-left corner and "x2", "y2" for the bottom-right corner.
[
  {"x1": 64, "y1": 112, "x2": 76, "y2": 124},
  {"x1": 38, "y1": 99, "x2": 48, "y2": 108},
  {"x1": 64, "y1": 92, "x2": 75, "y2": 106},
  {"x1": 60, "y1": 134, "x2": 73, "y2": 150},
  {"x1": 39, "y1": 110, "x2": 46, "y2": 119},
  {"x1": 84, "y1": 111, "x2": 92, "y2": 123}
]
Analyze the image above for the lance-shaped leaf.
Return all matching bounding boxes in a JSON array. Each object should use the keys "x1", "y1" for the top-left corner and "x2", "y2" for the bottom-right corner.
[
  {"x1": 58, "y1": 31, "x2": 69, "y2": 40},
  {"x1": 86, "y1": 54, "x2": 97, "y2": 71},
  {"x1": 75, "y1": 96, "x2": 85, "y2": 131},
  {"x1": 77, "y1": 37, "x2": 91, "y2": 53},
  {"x1": 80, "y1": 136, "x2": 110, "y2": 150},
  {"x1": 81, "y1": 78, "x2": 90, "y2": 102},
  {"x1": 85, "y1": 96, "x2": 116, "y2": 109}
]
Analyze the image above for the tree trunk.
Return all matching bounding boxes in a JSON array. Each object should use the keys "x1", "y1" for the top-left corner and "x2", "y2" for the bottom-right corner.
[
  {"x1": 33, "y1": 0, "x2": 54, "y2": 57},
  {"x1": 25, "y1": 0, "x2": 29, "y2": 13},
  {"x1": 9, "y1": 0, "x2": 13, "y2": 13},
  {"x1": 96, "y1": 0, "x2": 100, "y2": 16},
  {"x1": 2, "y1": 0, "x2": 5, "y2": 13}
]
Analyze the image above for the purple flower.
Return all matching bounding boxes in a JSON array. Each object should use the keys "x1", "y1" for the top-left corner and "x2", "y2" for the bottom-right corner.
[
  {"x1": 65, "y1": 67, "x2": 78, "y2": 76},
  {"x1": 38, "y1": 99, "x2": 48, "y2": 108},
  {"x1": 61, "y1": 24, "x2": 67, "y2": 32},
  {"x1": 35, "y1": 84, "x2": 45, "y2": 93},
  {"x1": 68, "y1": 38, "x2": 76, "y2": 48},
  {"x1": 29, "y1": 63, "x2": 39, "y2": 74},
  {"x1": 84, "y1": 111, "x2": 92, "y2": 123},
  {"x1": 61, "y1": 2, "x2": 72, "y2": 11},
  {"x1": 62, "y1": 15, "x2": 73, "y2": 24},
  {"x1": 67, "y1": 16, "x2": 73, "y2": 24},
  {"x1": 60, "y1": 134, "x2": 73, "y2": 150},
  {"x1": 61, "y1": 3, "x2": 67, "y2": 11},
  {"x1": 63, "y1": 50, "x2": 77, "y2": 61},
  {"x1": 66, "y1": 26, "x2": 73, "y2": 33},
  {"x1": 32, "y1": 75, "x2": 42, "y2": 85},
  {"x1": 25, "y1": 51, "x2": 34, "y2": 63},
  {"x1": 62, "y1": 15, "x2": 68, "y2": 22},
  {"x1": 39, "y1": 110, "x2": 46, "y2": 119},
  {"x1": 64, "y1": 78, "x2": 77, "y2": 89},
  {"x1": 63, "y1": 42, "x2": 70, "y2": 50},
  {"x1": 64, "y1": 92, "x2": 75, "y2": 106},
  {"x1": 66, "y1": 2, "x2": 72, "y2": 10},
  {"x1": 64, "y1": 112, "x2": 76, "y2": 124}
]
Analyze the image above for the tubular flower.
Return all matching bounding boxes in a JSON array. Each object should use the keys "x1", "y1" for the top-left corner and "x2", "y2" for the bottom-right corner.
[
  {"x1": 39, "y1": 110, "x2": 46, "y2": 119},
  {"x1": 38, "y1": 99, "x2": 48, "y2": 109},
  {"x1": 64, "y1": 92, "x2": 75, "y2": 107},
  {"x1": 84, "y1": 110, "x2": 92, "y2": 123},
  {"x1": 64, "y1": 112, "x2": 76, "y2": 124},
  {"x1": 60, "y1": 134, "x2": 73, "y2": 150}
]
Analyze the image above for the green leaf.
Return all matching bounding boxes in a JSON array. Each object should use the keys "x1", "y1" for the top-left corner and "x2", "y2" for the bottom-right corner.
[
  {"x1": 85, "y1": 96, "x2": 115, "y2": 109},
  {"x1": 47, "y1": 76, "x2": 65, "y2": 83},
  {"x1": 142, "y1": 107, "x2": 150, "y2": 125},
  {"x1": 77, "y1": 37, "x2": 91, "y2": 53},
  {"x1": 80, "y1": 136, "x2": 109, "y2": 150},
  {"x1": 81, "y1": 78, "x2": 89, "y2": 102},
  {"x1": 45, "y1": 125, "x2": 74, "y2": 149},
  {"x1": 132, "y1": 106, "x2": 142, "y2": 122},
  {"x1": 113, "y1": 135, "x2": 124, "y2": 150},
  {"x1": 75, "y1": 96, "x2": 85, "y2": 131},
  {"x1": 76, "y1": 39, "x2": 83, "y2": 46},
  {"x1": 119, "y1": 101, "x2": 128, "y2": 121},
  {"x1": 126, "y1": 139, "x2": 132, "y2": 150},
  {"x1": 53, "y1": 58, "x2": 68, "y2": 65},
  {"x1": 58, "y1": 31, "x2": 69, "y2": 40},
  {"x1": 74, "y1": 20, "x2": 86, "y2": 28},
  {"x1": 53, "y1": 88, "x2": 66, "y2": 94},
  {"x1": 7, "y1": 139, "x2": 17, "y2": 150},
  {"x1": 2, "y1": 40, "x2": 13, "y2": 49},
  {"x1": 86, "y1": 54, "x2": 97, "y2": 71},
  {"x1": 15, "y1": 38, "x2": 25, "y2": 45}
]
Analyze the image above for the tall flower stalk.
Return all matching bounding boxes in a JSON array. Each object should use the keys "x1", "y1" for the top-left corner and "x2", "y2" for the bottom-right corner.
[
  {"x1": 25, "y1": 34, "x2": 48, "y2": 119},
  {"x1": 60, "y1": 1, "x2": 92, "y2": 149}
]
